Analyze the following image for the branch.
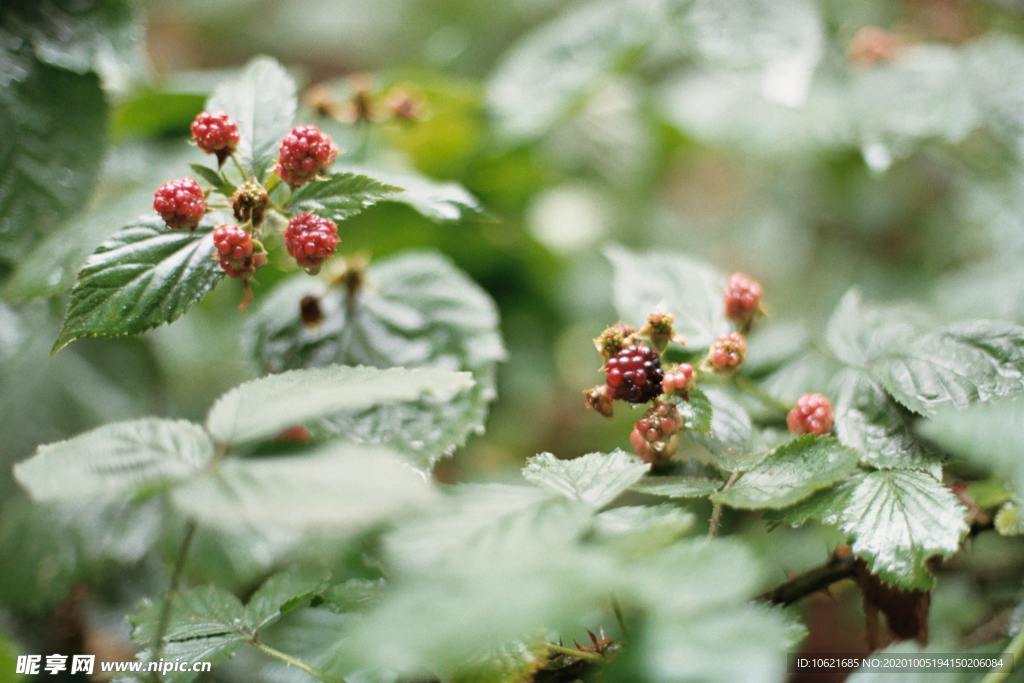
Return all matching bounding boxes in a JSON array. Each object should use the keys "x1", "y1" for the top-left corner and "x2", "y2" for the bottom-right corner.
[
  {"x1": 149, "y1": 518, "x2": 198, "y2": 682},
  {"x1": 759, "y1": 554, "x2": 857, "y2": 606},
  {"x1": 708, "y1": 471, "x2": 741, "y2": 539}
]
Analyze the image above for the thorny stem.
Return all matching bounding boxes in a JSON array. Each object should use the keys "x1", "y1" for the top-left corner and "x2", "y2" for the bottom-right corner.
[
  {"x1": 707, "y1": 471, "x2": 741, "y2": 538},
  {"x1": 250, "y1": 638, "x2": 343, "y2": 682},
  {"x1": 547, "y1": 644, "x2": 603, "y2": 663},
  {"x1": 149, "y1": 518, "x2": 198, "y2": 682},
  {"x1": 758, "y1": 554, "x2": 857, "y2": 605},
  {"x1": 981, "y1": 626, "x2": 1024, "y2": 683}
]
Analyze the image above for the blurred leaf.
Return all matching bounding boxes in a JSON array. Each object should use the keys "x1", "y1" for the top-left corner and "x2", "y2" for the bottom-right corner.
[
  {"x1": 452, "y1": 639, "x2": 549, "y2": 683},
  {"x1": 53, "y1": 218, "x2": 224, "y2": 352},
  {"x1": 593, "y1": 504, "x2": 695, "y2": 557},
  {"x1": 14, "y1": 419, "x2": 213, "y2": 501},
  {"x1": 825, "y1": 289, "x2": 921, "y2": 368},
  {"x1": 691, "y1": 387, "x2": 755, "y2": 468},
  {"x1": 205, "y1": 364, "x2": 473, "y2": 445},
  {"x1": 244, "y1": 251, "x2": 503, "y2": 468},
  {"x1": 340, "y1": 165, "x2": 482, "y2": 222},
  {"x1": 919, "y1": 398, "x2": 1024, "y2": 498},
  {"x1": 712, "y1": 436, "x2": 859, "y2": 510},
  {"x1": 245, "y1": 566, "x2": 331, "y2": 629},
  {"x1": 522, "y1": 450, "x2": 649, "y2": 508},
  {"x1": 0, "y1": 58, "x2": 106, "y2": 264},
  {"x1": 782, "y1": 469, "x2": 968, "y2": 589},
  {"x1": 833, "y1": 369, "x2": 942, "y2": 475},
  {"x1": 115, "y1": 90, "x2": 205, "y2": 140},
  {"x1": 995, "y1": 502, "x2": 1024, "y2": 536},
  {"x1": 287, "y1": 171, "x2": 400, "y2": 221},
  {"x1": 170, "y1": 443, "x2": 437, "y2": 530},
  {"x1": 607, "y1": 246, "x2": 727, "y2": 348},
  {"x1": 207, "y1": 56, "x2": 296, "y2": 178},
  {"x1": 965, "y1": 35, "x2": 1024, "y2": 151},
  {"x1": 630, "y1": 475, "x2": 723, "y2": 499}
]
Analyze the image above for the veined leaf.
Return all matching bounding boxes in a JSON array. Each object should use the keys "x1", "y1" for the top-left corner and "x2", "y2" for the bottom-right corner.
[
  {"x1": 53, "y1": 218, "x2": 223, "y2": 352},
  {"x1": 522, "y1": 450, "x2": 649, "y2": 509},
  {"x1": 825, "y1": 289, "x2": 922, "y2": 368},
  {"x1": 339, "y1": 165, "x2": 482, "y2": 222},
  {"x1": 630, "y1": 475, "x2": 723, "y2": 499},
  {"x1": 13, "y1": 419, "x2": 213, "y2": 501},
  {"x1": 607, "y1": 246, "x2": 727, "y2": 348},
  {"x1": 170, "y1": 443, "x2": 437, "y2": 530},
  {"x1": 206, "y1": 56, "x2": 296, "y2": 178},
  {"x1": 287, "y1": 171, "x2": 400, "y2": 221},
  {"x1": 712, "y1": 436, "x2": 859, "y2": 510},
  {"x1": 593, "y1": 504, "x2": 695, "y2": 557},
  {"x1": 205, "y1": 364, "x2": 474, "y2": 445},
  {"x1": 692, "y1": 387, "x2": 756, "y2": 469}
]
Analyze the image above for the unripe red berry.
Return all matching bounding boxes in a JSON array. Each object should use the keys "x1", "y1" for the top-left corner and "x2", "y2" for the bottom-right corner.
[
  {"x1": 153, "y1": 177, "x2": 206, "y2": 230},
  {"x1": 284, "y1": 212, "x2": 340, "y2": 273},
  {"x1": 662, "y1": 363, "x2": 696, "y2": 394},
  {"x1": 605, "y1": 344, "x2": 664, "y2": 404},
  {"x1": 787, "y1": 393, "x2": 834, "y2": 435},
  {"x1": 630, "y1": 402, "x2": 683, "y2": 466},
  {"x1": 232, "y1": 181, "x2": 269, "y2": 226},
  {"x1": 190, "y1": 111, "x2": 240, "y2": 162},
  {"x1": 724, "y1": 272, "x2": 763, "y2": 322},
  {"x1": 275, "y1": 125, "x2": 338, "y2": 187},
  {"x1": 212, "y1": 224, "x2": 266, "y2": 279},
  {"x1": 708, "y1": 332, "x2": 747, "y2": 372},
  {"x1": 643, "y1": 311, "x2": 676, "y2": 351}
]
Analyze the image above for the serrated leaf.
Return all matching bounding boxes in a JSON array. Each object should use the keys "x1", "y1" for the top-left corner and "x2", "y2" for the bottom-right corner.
[
  {"x1": 170, "y1": 442, "x2": 437, "y2": 530},
  {"x1": 339, "y1": 165, "x2": 482, "y2": 222},
  {"x1": 13, "y1": 418, "x2": 213, "y2": 501},
  {"x1": 243, "y1": 251, "x2": 503, "y2": 468},
  {"x1": 919, "y1": 398, "x2": 1024, "y2": 498},
  {"x1": 692, "y1": 387, "x2": 755, "y2": 469},
  {"x1": 786, "y1": 470, "x2": 968, "y2": 589},
  {"x1": 630, "y1": 475, "x2": 723, "y2": 499},
  {"x1": 712, "y1": 436, "x2": 859, "y2": 510},
  {"x1": 245, "y1": 567, "x2": 330, "y2": 630},
  {"x1": 207, "y1": 56, "x2": 295, "y2": 178},
  {"x1": 189, "y1": 163, "x2": 234, "y2": 196},
  {"x1": 833, "y1": 369, "x2": 942, "y2": 475},
  {"x1": 53, "y1": 218, "x2": 224, "y2": 352},
  {"x1": 678, "y1": 386, "x2": 713, "y2": 434},
  {"x1": 825, "y1": 289, "x2": 922, "y2": 368},
  {"x1": 205, "y1": 364, "x2": 474, "y2": 445},
  {"x1": 286, "y1": 171, "x2": 400, "y2": 221},
  {"x1": 0, "y1": 57, "x2": 106, "y2": 263},
  {"x1": 522, "y1": 450, "x2": 650, "y2": 508},
  {"x1": 874, "y1": 320, "x2": 1024, "y2": 416},
  {"x1": 607, "y1": 246, "x2": 727, "y2": 348}
]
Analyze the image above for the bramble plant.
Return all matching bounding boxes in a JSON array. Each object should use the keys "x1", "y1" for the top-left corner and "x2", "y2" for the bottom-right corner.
[{"x1": 4, "y1": 1, "x2": 1024, "y2": 682}]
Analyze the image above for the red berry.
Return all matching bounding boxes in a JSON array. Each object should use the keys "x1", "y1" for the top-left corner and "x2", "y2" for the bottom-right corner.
[
  {"x1": 605, "y1": 344, "x2": 664, "y2": 404},
  {"x1": 275, "y1": 125, "x2": 338, "y2": 187},
  {"x1": 630, "y1": 402, "x2": 683, "y2": 465},
  {"x1": 284, "y1": 212, "x2": 340, "y2": 272},
  {"x1": 190, "y1": 111, "x2": 240, "y2": 161},
  {"x1": 787, "y1": 393, "x2": 834, "y2": 435},
  {"x1": 212, "y1": 224, "x2": 266, "y2": 279},
  {"x1": 662, "y1": 363, "x2": 696, "y2": 394},
  {"x1": 153, "y1": 177, "x2": 206, "y2": 230},
  {"x1": 724, "y1": 272, "x2": 763, "y2": 321},
  {"x1": 708, "y1": 332, "x2": 747, "y2": 372}
]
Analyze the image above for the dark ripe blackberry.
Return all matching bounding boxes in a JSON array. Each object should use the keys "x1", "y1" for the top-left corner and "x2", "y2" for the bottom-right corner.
[{"x1": 604, "y1": 344, "x2": 663, "y2": 403}]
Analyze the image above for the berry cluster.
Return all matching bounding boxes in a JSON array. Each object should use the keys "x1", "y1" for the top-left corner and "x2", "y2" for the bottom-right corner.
[
  {"x1": 585, "y1": 270, "x2": 836, "y2": 463},
  {"x1": 150, "y1": 110, "x2": 346, "y2": 309}
]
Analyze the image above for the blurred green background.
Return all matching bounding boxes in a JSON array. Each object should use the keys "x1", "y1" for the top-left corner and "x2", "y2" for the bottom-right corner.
[{"x1": 3, "y1": 0, "x2": 1024, "y2": 679}]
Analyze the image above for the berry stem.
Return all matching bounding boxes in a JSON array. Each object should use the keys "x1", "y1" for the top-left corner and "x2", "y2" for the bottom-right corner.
[
  {"x1": 148, "y1": 518, "x2": 198, "y2": 682},
  {"x1": 707, "y1": 471, "x2": 741, "y2": 539},
  {"x1": 229, "y1": 152, "x2": 248, "y2": 180},
  {"x1": 547, "y1": 644, "x2": 603, "y2": 662},
  {"x1": 249, "y1": 638, "x2": 344, "y2": 682},
  {"x1": 981, "y1": 626, "x2": 1024, "y2": 683}
]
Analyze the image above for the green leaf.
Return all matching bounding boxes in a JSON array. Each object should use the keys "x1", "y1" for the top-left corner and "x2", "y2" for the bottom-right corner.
[
  {"x1": 833, "y1": 369, "x2": 942, "y2": 475},
  {"x1": 205, "y1": 364, "x2": 474, "y2": 445},
  {"x1": 919, "y1": 398, "x2": 1024, "y2": 498},
  {"x1": 286, "y1": 171, "x2": 400, "y2": 221},
  {"x1": 607, "y1": 246, "x2": 727, "y2": 348},
  {"x1": 243, "y1": 251, "x2": 503, "y2": 468},
  {"x1": 0, "y1": 58, "x2": 106, "y2": 263},
  {"x1": 170, "y1": 442, "x2": 437, "y2": 530},
  {"x1": 692, "y1": 387, "x2": 755, "y2": 469},
  {"x1": 206, "y1": 56, "x2": 296, "y2": 178},
  {"x1": 785, "y1": 470, "x2": 968, "y2": 588},
  {"x1": 130, "y1": 586, "x2": 248, "y2": 681},
  {"x1": 189, "y1": 163, "x2": 235, "y2": 196},
  {"x1": 995, "y1": 501, "x2": 1024, "y2": 536},
  {"x1": 873, "y1": 320, "x2": 1024, "y2": 416},
  {"x1": 593, "y1": 504, "x2": 695, "y2": 557},
  {"x1": 630, "y1": 475, "x2": 723, "y2": 499},
  {"x1": 522, "y1": 450, "x2": 650, "y2": 508},
  {"x1": 245, "y1": 567, "x2": 330, "y2": 630},
  {"x1": 13, "y1": 418, "x2": 214, "y2": 502},
  {"x1": 678, "y1": 386, "x2": 714, "y2": 434},
  {"x1": 825, "y1": 289, "x2": 921, "y2": 368},
  {"x1": 339, "y1": 165, "x2": 482, "y2": 222},
  {"x1": 52, "y1": 218, "x2": 224, "y2": 352},
  {"x1": 712, "y1": 436, "x2": 859, "y2": 510}
]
